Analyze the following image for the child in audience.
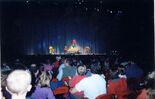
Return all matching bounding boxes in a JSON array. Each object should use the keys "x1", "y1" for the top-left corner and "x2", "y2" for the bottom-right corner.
[{"x1": 6, "y1": 70, "x2": 32, "y2": 99}]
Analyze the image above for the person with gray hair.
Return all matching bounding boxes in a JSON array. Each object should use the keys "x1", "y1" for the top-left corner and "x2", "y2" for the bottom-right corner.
[{"x1": 6, "y1": 70, "x2": 32, "y2": 99}]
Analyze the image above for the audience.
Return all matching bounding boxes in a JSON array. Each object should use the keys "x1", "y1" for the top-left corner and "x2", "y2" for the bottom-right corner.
[{"x1": 1, "y1": 55, "x2": 153, "y2": 99}]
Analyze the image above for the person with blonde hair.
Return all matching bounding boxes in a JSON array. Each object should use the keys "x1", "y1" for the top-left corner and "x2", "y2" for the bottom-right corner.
[
  {"x1": 6, "y1": 70, "x2": 32, "y2": 99},
  {"x1": 31, "y1": 71, "x2": 55, "y2": 99}
]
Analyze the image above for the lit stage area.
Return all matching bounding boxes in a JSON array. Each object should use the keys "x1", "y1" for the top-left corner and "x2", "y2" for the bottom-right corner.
[{"x1": 1, "y1": 0, "x2": 154, "y2": 76}]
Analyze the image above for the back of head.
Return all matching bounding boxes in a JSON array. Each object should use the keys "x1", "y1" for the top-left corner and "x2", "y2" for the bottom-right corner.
[
  {"x1": 56, "y1": 56, "x2": 61, "y2": 61},
  {"x1": 65, "y1": 58, "x2": 73, "y2": 66},
  {"x1": 37, "y1": 71, "x2": 52, "y2": 87},
  {"x1": 29, "y1": 64, "x2": 38, "y2": 73},
  {"x1": 6, "y1": 70, "x2": 31, "y2": 95}
]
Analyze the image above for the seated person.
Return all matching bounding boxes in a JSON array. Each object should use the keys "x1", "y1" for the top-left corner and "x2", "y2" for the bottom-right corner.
[
  {"x1": 44, "y1": 60, "x2": 53, "y2": 72},
  {"x1": 12, "y1": 59, "x2": 27, "y2": 70},
  {"x1": 70, "y1": 70, "x2": 107, "y2": 99},
  {"x1": 1, "y1": 88, "x2": 6, "y2": 99},
  {"x1": 1, "y1": 62, "x2": 11, "y2": 73},
  {"x1": 1, "y1": 72, "x2": 12, "y2": 99},
  {"x1": 90, "y1": 59, "x2": 101, "y2": 74},
  {"x1": 6, "y1": 70, "x2": 32, "y2": 99},
  {"x1": 57, "y1": 58, "x2": 77, "y2": 81},
  {"x1": 125, "y1": 61, "x2": 144, "y2": 79},
  {"x1": 69, "y1": 64, "x2": 87, "y2": 98},
  {"x1": 31, "y1": 71, "x2": 55, "y2": 99},
  {"x1": 27, "y1": 64, "x2": 40, "y2": 97},
  {"x1": 50, "y1": 71, "x2": 66, "y2": 91},
  {"x1": 125, "y1": 61, "x2": 144, "y2": 89},
  {"x1": 53, "y1": 56, "x2": 61, "y2": 70}
]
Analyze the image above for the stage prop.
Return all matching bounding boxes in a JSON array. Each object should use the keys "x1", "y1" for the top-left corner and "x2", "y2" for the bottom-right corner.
[
  {"x1": 66, "y1": 39, "x2": 80, "y2": 54},
  {"x1": 83, "y1": 46, "x2": 91, "y2": 55},
  {"x1": 49, "y1": 46, "x2": 55, "y2": 55}
]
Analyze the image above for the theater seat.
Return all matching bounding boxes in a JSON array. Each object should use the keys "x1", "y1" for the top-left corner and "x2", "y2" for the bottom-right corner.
[
  {"x1": 95, "y1": 94, "x2": 113, "y2": 99},
  {"x1": 53, "y1": 86, "x2": 69, "y2": 95},
  {"x1": 108, "y1": 78, "x2": 128, "y2": 99}
]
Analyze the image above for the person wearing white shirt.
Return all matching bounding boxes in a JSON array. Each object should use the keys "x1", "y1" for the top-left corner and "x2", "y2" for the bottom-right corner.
[{"x1": 70, "y1": 73, "x2": 107, "y2": 99}]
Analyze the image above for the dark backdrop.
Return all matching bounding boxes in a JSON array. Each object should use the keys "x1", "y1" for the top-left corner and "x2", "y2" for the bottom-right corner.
[{"x1": 1, "y1": 0, "x2": 154, "y2": 70}]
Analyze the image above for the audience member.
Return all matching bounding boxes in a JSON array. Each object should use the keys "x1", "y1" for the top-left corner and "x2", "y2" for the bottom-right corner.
[
  {"x1": 1, "y1": 88, "x2": 6, "y2": 99},
  {"x1": 26, "y1": 64, "x2": 39, "y2": 97},
  {"x1": 1, "y1": 62, "x2": 11, "y2": 73},
  {"x1": 125, "y1": 61, "x2": 144, "y2": 78},
  {"x1": 90, "y1": 59, "x2": 101, "y2": 74},
  {"x1": 6, "y1": 70, "x2": 32, "y2": 99},
  {"x1": 31, "y1": 71, "x2": 55, "y2": 99},
  {"x1": 12, "y1": 59, "x2": 26, "y2": 70},
  {"x1": 69, "y1": 64, "x2": 87, "y2": 98},
  {"x1": 1, "y1": 72, "x2": 11, "y2": 99},
  {"x1": 53, "y1": 56, "x2": 61, "y2": 70},
  {"x1": 44, "y1": 60, "x2": 53, "y2": 72},
  {"x1": 125, "y1": 61, "x2": 144, "y2": 90},
  {"x1": 57, "y1": 58, "x2": 66, "y2": 80},
  {"x1": 70, "y1": 70, "x2": 107, "y2": 99},
  {"x1": 57, "y1": 58, "x2": 77, "y2": 81}
]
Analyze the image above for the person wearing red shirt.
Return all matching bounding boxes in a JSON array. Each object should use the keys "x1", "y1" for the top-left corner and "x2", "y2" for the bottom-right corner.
[
  {"x1": 69, "y1": 64, "x2": 87, "y2": 99},
  {"x1": 53, "y1": 56, "x2": 61, "y2": 70}
]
